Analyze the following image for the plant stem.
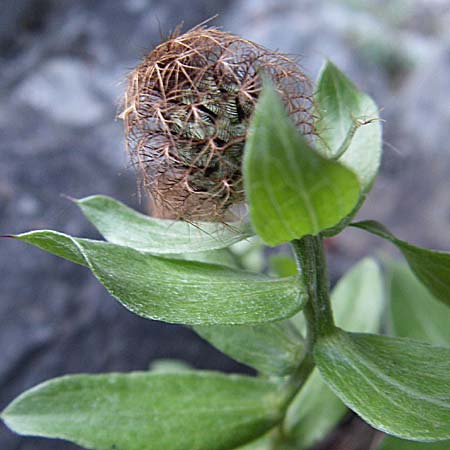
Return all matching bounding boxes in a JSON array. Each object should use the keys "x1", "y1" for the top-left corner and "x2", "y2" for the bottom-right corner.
[
  {"x1": 292, "y1": 234, "x2": 335, "y2": 344},
  {"x1": 283, "y1": 235, "x2": 334, "y2": 404}
]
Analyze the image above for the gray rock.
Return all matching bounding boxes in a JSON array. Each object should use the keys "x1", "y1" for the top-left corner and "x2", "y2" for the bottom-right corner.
[
  {"x1": 15, "y1": 58, "x2": 112, "y2": 127},
  {"x1": 0, "y1": 2, "x2": 244, "y2": 449},
  {"x1": 223, "y1": 0, "x2": 450, "y2": 258}
]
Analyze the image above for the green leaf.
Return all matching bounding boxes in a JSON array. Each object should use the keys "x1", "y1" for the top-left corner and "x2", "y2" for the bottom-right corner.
[
  {"x1": 230, "y1": 238, "x2": 265, "y2": 273},
  {"x1": 243, "y1": 83, "x2": 361, "y2": 246},
  {"x1": 388, "y1": 263, "x2": 450, "y2": 346},
  {"x1": 315, "y1": 330, "x2": 450, "y2": 442},
  {"x1": 76, "y1": 195, "x2": 253, "y2": 254},
  {"x1": 12, "y1": 231, "x2": 305, "y2": 325},
  {"x1": 284, "y1": 369, "x2": 346, "y2": 449},
  {"x1": 352, "y1": 220, "x2": 450, "y2": 307},
  {"x1": 332, "y1": 258, "x2": 385, "y2": 332},
  {"x1": 1, "y1": 372, "x2": 285, "y2": 450},
  {"x1": 315, "y1": 62, "x2": 382, "y2": 235},
  {"x1": 193, "y1": 256, "x2": 304, "y2": 377},
  {"x1": 234, "y1": 430, "x2": 277, "y2": 450},
  {"x1": 377, "y1": 435, "x2": 450, "y2": 450},
  {"x1": 148, "y1": 359, "x2": 192, "y2": 373},
  {"x1": 269, "y1": 255, "x2": 298, "y2": 278},
  {"x1": 315, "y1": 61, "x2": 382, "y2": 192},
  {"x1": 195, "y1": 322, "x2": 304, "y2": 376},
  {"x1": 4, "y1": 230, "x2": 89, "y2": 266},
  {"x1": 285, "y1": 258, "x2": 384, "y2": 448},
  {"x1": 165, "y1": 248, "x2": 239, "y2": 269}
]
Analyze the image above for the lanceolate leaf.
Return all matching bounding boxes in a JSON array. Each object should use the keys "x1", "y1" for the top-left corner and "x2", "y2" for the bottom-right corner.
[
  {"x1": 352, "y1": 220, "x2": 450, "y2": 307},
  {"x1": 243, "y1": 83, "x2": 361, "y2": 246},
  {"x1": 315, "y1": 330, "x2": 450, "y2": 442},
  {"x1": 1, "y1": 372, "x2": 285, "y2": 450},
  {"x1": 284, "y1": 369, "x2": 345, "y2": 449},
  {"x1": 389, "y1": 263, "x2": 450, "y2": 345},
  {"x1": 315, "y1": 61, "x2": 382, "y2": 234},
  {"x1": 76, "y1": 195, "x2": 253, "y2": 254},
  {"x1": 10, "y1": 231, "x2": 305, "y2": 325},
  {"x1": 332, "y1": 258, "x2": 385, "y2": 331},
  {"x1": 285, "y1": 258, "x2": 384, "y2": 448},
  {"x1": 195, "y1": 322, "x2": 304, "y2": 376}
]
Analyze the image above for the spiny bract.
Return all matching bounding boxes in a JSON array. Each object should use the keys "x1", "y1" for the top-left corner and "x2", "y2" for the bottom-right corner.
[{"x1": 122, "y1": 25, "x2": 315, "y2": 221}]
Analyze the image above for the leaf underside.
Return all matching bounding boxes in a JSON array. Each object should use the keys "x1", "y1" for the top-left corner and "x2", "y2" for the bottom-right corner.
[
  {"x1": 315, "y1": 330, "x2": 450, "y2": 442},
  {"x1": 76, "y1": 195, "x2": 253, "y2": 253},
  {"x1": 2, "y1": 372, "x2": 284, "y2": 450},
  {"x1": 352, "y1": 220, "x2": 450, "y2": 307},
  {"x1": 11, "y1": 230, "x2": 305, "y2": 325}
]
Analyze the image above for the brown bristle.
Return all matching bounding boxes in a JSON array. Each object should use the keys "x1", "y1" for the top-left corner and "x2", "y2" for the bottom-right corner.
[{"x1": 121, "y1": 25, "x2": 315, "y2": 221}]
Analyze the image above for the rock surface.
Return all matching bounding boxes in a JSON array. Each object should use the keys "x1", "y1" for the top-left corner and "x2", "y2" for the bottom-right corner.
[{"x1": 1, "y1": 1, "x2": 449, "y2": 449}]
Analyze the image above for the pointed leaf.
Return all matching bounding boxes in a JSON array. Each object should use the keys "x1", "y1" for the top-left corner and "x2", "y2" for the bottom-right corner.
[
  {"x1": 4, "y1": 230, "x2": 88, "y2": 266},
  {"x1": 195, "y1": 322, "x2": 304, "y2": 376},
  {"x1": 12, "y1": 231, "x2": 305, "y2": 325},
  {"x1": 243, "y1": 83, "x2": 361, "y2": 246},
  {"x1": 1, "y1": 372, "x2": 285, "y2": 450},
  {"x1": 316, "y1": 62, "x2": 382, "y2": 235},
  {"x1": 315, "y1": 330, "x2": 450, "y2": 442},
  {"x1": 388, "y1": 263, "x2": 450, "y2": 345},
  {"x1": 286, "y1": 258, "x2": 384, "y2": 448},
  {"x1": 76, "y1": 195, "x2": 253, "y2": 254},
  {"x1": 352, "y1": 220, "x2": 450, "y2": 307},
  {"x1": 315, "y1": 61, "x2": 382, "y2": 192}
]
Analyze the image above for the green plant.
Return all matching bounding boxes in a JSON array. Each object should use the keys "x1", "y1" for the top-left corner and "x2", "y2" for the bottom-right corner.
[{"x1": 2, "y1": 28, "x2": 450, "y2": 450}]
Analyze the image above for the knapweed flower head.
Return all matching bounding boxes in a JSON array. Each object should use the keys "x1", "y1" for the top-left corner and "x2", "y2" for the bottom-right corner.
[{"x1": 122, "y1": 25, "x2": 315, "y2": 221}]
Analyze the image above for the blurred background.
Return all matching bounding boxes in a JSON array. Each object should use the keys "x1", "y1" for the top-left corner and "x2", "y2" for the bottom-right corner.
[{"x1": 1, "y1": 0, "x2": 449, "y2": 449}]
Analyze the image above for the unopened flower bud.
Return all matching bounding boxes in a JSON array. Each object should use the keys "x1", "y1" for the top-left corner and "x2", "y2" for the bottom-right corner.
[{"x1": 121, "y1": 25, "x2": 315, "y2": 221}]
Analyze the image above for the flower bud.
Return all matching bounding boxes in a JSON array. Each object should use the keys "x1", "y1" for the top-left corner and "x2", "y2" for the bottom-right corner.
[{"x1": 121, "y1": 25, "x2": 315, "y2": 221}]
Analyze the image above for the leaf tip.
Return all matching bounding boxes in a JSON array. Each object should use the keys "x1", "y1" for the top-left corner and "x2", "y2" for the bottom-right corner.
[
  {"x1": 60, "y1": 193, "x2": 78, "y2": 204},
  {"x1": 0, "y1": 404, "x2": 15, "y2": 429}
]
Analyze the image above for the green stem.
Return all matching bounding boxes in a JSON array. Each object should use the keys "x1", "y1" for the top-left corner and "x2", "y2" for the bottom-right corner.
[
  {"x1": 275, "y1": 236, "x2": 334, "y2": 450},
  {"x1": 283, "y1": 235, "x2": 334, "y2": 404},
  {"x1": 292, "y1": 235, "x2": 334, "y2": 343}
]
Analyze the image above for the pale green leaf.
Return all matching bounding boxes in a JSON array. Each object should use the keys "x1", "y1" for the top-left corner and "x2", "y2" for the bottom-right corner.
[
  {"x1": 269, "y1": 255, "x2": 298, "y2": 278},
  {"x1": 315, "y1": 61, "x2": 382, "y2": 191},
  {"x1": 352, "y1": 220, "x2": 450, "y2": 307},
  {"x1": 243, "y1": 83, "x2": 361, "y2": 246},
  {"x1": 195, "y1": 322, "x2": 304, "y2": 376},
  {"x1": 76, "y1": 195, "x2": 253, "y2": 254},
  {"x1": 315, "y1": 330, "x2": 450, "y2": 442},
  {"x1": 1, "y1": 372, "x2": 284, "y2": 450},
  {"x1": 148, "y1": 359, "x2": 192, "y2": 373},
  {"x1": 377, "y1": 435, "x2": 450, "y2": 450},
  {"x1": 229, "y1": 237, "x2": 266, "y2": 273},
  {"x1": 286, "y1": 258, "x2": 384, "y2": 448},
  {"x1": 12, "y1": 231, "x2": 305, "y2": 325},
  {"x1": 315, "y1": 61, "x2": 382, "y2": 235},
  {"x1": 164, "y1": 248, "x2": 239, "y2": 269},
  {"x1": 234, "y1": 430, "x2": 277, "y2": 450},
  {"x1": 388, "y1": 263, "x2": 450, "y2": 345},
  {"x1": 332, "y1": 258, "x2": 385, "y2": 331}
]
